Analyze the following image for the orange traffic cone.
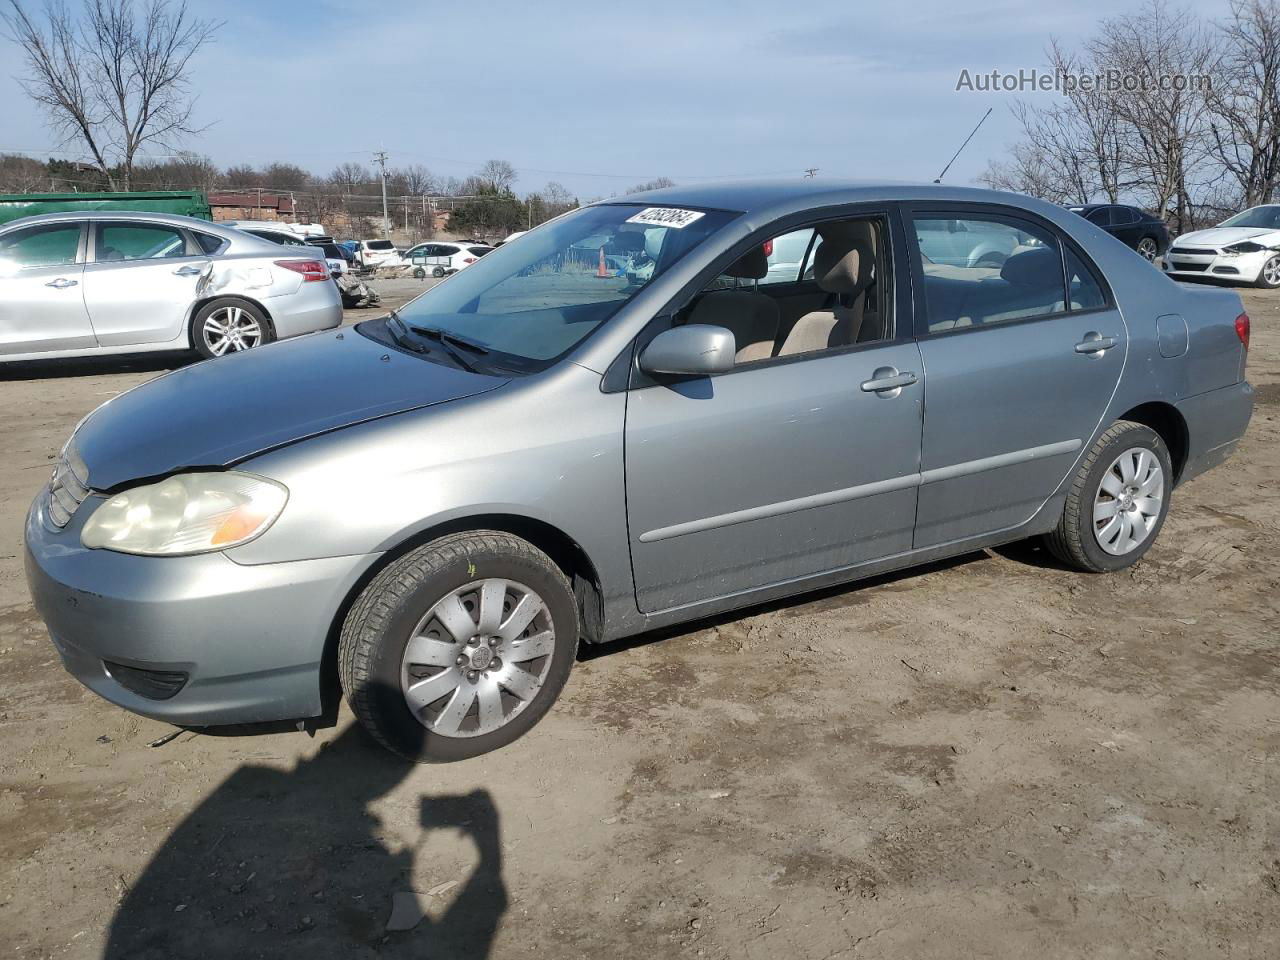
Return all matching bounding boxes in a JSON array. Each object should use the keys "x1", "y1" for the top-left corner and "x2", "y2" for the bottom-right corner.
[{"x1": 596, "y1": 245, "x2": 608, "y2": 278}]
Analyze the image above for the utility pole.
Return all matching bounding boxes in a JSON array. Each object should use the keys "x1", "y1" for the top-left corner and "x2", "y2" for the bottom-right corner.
[
  {"x1": 373, "y1": 150, "x2": 390, "y2": 238},
  {"x1": 804, "y1": 167, "x2": 818, "y2": 178}
]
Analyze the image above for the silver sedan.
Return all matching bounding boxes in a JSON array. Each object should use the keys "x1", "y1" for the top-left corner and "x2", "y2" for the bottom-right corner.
[
  {"x1": 0, "y1": 211, "x2": 341, "y2": 362},
  {"x1": 24, "y1": 181, "x2": 1254, "y2": 762}
]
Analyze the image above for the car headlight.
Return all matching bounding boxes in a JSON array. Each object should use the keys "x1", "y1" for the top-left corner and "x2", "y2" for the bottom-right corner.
[
  {"x1": 81, "y1": 472, "x2": 288, "y2": 556},
  {"x1": 1222, "y1": 241, "x2": 1266, "y2": 256}
]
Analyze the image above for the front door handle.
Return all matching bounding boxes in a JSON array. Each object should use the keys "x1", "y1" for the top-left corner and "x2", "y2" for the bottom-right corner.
[
  {"x1": 173, "y1": 263, "x2": 206, "y2": 277},
  {"x1": 1075, "y1": 332, "x2": 1117, "y2": 354},
  {"x1": 860, "y1": 367, "x2": 918, "y2": 396},
  {"x1": 45, "y1": 277, "x2": 78, "y2": 289}
]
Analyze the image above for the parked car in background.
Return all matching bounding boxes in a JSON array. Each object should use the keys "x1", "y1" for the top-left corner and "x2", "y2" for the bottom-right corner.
[
  {"x1": 1067, "y1": 204, "x2": 1169, "y2": 262},
  {"x1": 356, "y1": 238, "x2": 401, "y2": 268},
  {"x1": 401, "y1": 241, "x2": 494, "y2": 277},
  {"x1": 1163, "y1": 204, "x2": 1280, "y2": 288},
  {"x1": 24, "y1": 182, "x2": 1253, "y2": 762},
  {"x1": 0, "y1": 211, "x2": 341, "y2": 361}
]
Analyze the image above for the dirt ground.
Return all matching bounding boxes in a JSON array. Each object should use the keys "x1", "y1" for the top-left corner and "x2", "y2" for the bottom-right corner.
[{"x1": 0, "y1": 277, "x2": 1276, "y2": 960}]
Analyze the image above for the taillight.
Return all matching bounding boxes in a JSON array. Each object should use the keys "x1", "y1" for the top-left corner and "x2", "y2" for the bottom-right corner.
[
  {"x1": 1235, "y1": 311, "x2": 1250, "y2": 350},
  {"x1": 275, "y1": 259, "x2": 329, "y2": 282},
  {"x1": 462, "y1": 257, "x2": 477, "y2": 265},
  {"x1": 762, "y1": 239, "x2": 774, "y2": 257}
]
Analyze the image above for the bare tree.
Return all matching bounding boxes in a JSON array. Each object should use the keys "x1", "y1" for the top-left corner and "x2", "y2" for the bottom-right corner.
[
  {"x1": 3, "y1": 0, "x2": 220, "y2": 191},
  {"x1": 329, "y1": 161, "x2": 372, "y2": 193},
  {"x1": 627, "y1": 176, "x2": 675, "y2": 194},
  {"x1": 477, "y1": 159, "x2": 517, "y2": 193},
  {"x1": 1090, "y1": 0, "x2": 1218, "y2": 229},
  {"x1": 398, "y1": 163, "x2": 438, "y2": 196},
  {"x1": 0, "y1": 152, "x2": 51, "y2": 192},
  {"x1": 1207, "y1": 0, "x2": 1280, "y2": 206}
]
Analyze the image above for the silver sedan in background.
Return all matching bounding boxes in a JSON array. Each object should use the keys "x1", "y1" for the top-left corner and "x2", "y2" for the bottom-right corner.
[{"x1": 0, "y1": 211, "x2": 341, "y2": 362}]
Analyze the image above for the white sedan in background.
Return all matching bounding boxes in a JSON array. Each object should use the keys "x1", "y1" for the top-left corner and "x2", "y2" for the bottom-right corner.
[
  {"x1": 1164, "y1": 204, "x2": 1280, "y2": 288},
  {"x1": 0, "y1": 211, "x2": 341, "y2": 361}
]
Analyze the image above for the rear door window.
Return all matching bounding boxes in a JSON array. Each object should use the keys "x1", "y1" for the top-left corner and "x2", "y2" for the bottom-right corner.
[
  {"x1": 96, "y1": 223, "x2": 188, "y2": 261},
  {"x1": 1086, "y1": 208, "x2": 1112, "y2": 227},
  {"x1": 911, "y1": 213, "x2": 1068, "y2": 333}
]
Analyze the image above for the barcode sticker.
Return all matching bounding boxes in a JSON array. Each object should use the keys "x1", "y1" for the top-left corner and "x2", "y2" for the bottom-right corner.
[{"x1": 624, "y1": 207, "x2": 706, "y2": 229}]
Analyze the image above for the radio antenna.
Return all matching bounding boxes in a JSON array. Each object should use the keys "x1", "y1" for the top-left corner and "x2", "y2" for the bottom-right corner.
[{"x1": 934, "y1": 107, "x2": 993, "y2": 183}]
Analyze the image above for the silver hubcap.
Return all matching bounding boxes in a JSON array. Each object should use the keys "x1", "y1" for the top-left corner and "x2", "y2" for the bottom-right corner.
[
  {"x1": 399, "y1": 578, "x2": 556, "y2": 739},
  {"x1": 203, "y1": 306, "x2": 262, "y2": 356},
  {"x1": 1094, "y1": 447, "x2": 1164, "y2": 556},
  {"x1": 1264, "y1": 257, "x2": 1280, "y2": 286},
  {"x1": 1137, "y1": 238, "x2": 1157, "y2": 261}
]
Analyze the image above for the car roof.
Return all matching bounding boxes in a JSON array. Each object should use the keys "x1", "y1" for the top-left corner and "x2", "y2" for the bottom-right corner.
[
  {"x1": 600, "y1": 177, "x2": 1087, "y2": 227},
  {"x1": 0, "y1": 209, "x2": 256, "y2": 239}
]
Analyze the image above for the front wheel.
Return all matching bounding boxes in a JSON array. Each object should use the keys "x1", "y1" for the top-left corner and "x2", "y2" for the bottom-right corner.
[
  {"x1": 192, "y1": 299, "x2": 273, "y2": 359},
  {"x1": 1044, "y1": 421, "x2": 1172, "y2": 572},
  {"x1": 1255, "y1": 254, "x2": 1280, "y2": 289},
  {"x1": 339, "y1": 532, "x2": 579, "y2": 762}
]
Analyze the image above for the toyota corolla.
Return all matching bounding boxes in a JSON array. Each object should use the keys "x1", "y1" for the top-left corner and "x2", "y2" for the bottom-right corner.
[{"x1": 25, "y1": 181, "x2": 1254, "y2": 761}]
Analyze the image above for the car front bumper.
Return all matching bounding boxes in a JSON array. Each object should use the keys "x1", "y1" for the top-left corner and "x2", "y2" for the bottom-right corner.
[
  {"x1": 1162, "y1": 247, "x2": 1268, "y2": 283},
  {"x1": 24, "y1": 488, "x2": 377, "y2": 726}
]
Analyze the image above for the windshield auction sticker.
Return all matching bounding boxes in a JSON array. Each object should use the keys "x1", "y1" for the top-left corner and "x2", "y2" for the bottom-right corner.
[{"x1": 625, "y1": 207, "x2": 706, "y2": 229}]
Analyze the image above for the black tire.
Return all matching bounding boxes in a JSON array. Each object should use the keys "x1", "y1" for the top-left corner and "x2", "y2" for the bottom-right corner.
[
  {"x1": 191, "y1": 298, "x2": 273, "y2": 360},
  {"x1": 1135, "y1": 236, "x2": 1160, "y2": 262},
  {"x1": 1044, "y1": 420, "x2": 1172, "y2": 573},
  {"x1": 413, "y1": 266, "x2": 426, "y2": 280},
  {"x1": 338, "y1": 531, "x2": 579, "y2": 762},
  {"x1": 1254, "y1": 254, "x2": 1280, "y2": 289},
  {"x1": 432, "y1": 266, "x2": 446, "y2": 278}
]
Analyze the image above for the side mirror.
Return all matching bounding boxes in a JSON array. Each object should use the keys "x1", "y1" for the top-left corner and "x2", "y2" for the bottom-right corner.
[{"x1": 639, "y1": 324, "x2": 736, "y2": 377}]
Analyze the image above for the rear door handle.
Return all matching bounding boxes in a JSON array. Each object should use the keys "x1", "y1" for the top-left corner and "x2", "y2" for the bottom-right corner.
[
  {"x1": 45, "y1": 277, "x2": 78, "y2": 289},
  {"x1": 173, "y1": 263, "x2": 206, "y2": 276},
  {"x1": 1075, "y1": 333, "x2": 1117, "y2": 354},
  {"x1": 860, "y1": 368, "x2": 918, "y2": 395}
]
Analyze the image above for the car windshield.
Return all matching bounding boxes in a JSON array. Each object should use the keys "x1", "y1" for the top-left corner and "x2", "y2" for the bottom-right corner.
[
  {"x1": 367, "y1": 240, "x2": 395, "y2": 250},
  {"x1": 1220, "y1": 206, "x2": 1280, "y2": 229},
  {"x1": 374, "y1": 203, "x2": 738, "y2": 370}
]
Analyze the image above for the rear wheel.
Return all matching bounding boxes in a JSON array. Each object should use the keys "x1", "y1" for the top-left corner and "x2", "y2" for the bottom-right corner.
[
  {"x1": 432, "y1": 266, "x2": 446, "y2": 278},
  {"x1": 1044, "y1": 420, "x2": 1171, "y2": 572},
  {"x1": 339, "y1": 532, "x2": 579, "y2": 762},
  {"x1": 192, "y1": 299, "x2": 273, "y2": 359},
  {"x1": 1136, "y1": 236, "x2": 1159, "y2": 261},
  {"x1": 1256, "y1": 254, "x2": 1280, "y2": 289}
]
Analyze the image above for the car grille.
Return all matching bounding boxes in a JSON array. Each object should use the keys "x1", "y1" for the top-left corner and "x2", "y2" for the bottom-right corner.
[
  {"x1": 1169, "y1": 246, "x2": 1214, "y2": 256},
  {"x1": 48, "y1": 449, "x2": 90, "y2": 528},
  {"x1": 1170, "y1": 261, "x2": 1210, "y2": 272}
]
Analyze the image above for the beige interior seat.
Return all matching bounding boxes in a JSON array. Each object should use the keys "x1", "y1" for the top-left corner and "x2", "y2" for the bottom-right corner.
[
  {"x1": 686, "y1": 247, "x2": 779, "y2": 363},
  {"x1": 778, "y1": 221, "x2": 876, "y2": 356}
]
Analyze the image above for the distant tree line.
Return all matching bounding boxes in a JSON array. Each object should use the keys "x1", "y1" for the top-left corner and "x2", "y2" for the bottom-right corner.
[{"x1": 982, "y1": 0, "x2": 1280, "y2": 231}]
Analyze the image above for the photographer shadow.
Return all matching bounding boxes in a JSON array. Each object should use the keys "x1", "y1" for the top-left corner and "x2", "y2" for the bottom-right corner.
[{"x1": 104, "y1": 703, "x2": 507, "y2": 959}]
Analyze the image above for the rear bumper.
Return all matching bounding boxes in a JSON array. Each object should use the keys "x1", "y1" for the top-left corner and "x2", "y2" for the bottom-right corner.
[
  {"x1": 270, "y1": 281, "x2": 343, "y2": 340},
  {"x1": 1175, "y1": 380, "x2": 1254, "y2": 485},
  {"x1": 24, "y1": 488, "x2": 377, "y2": 726}
]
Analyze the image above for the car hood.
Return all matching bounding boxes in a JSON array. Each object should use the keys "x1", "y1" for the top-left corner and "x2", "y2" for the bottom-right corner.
[
  {"x1": 73, "y1": 326, "x2": 510, "y2": 490},
  {"x1": 1174, "y1": 226, "x2": 1280, "y2": 248}
]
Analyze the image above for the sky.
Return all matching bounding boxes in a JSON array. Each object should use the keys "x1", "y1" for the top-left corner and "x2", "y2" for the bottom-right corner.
[{"x1": 0, "y1": 0, "x2": 1239, "y2": 199}]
